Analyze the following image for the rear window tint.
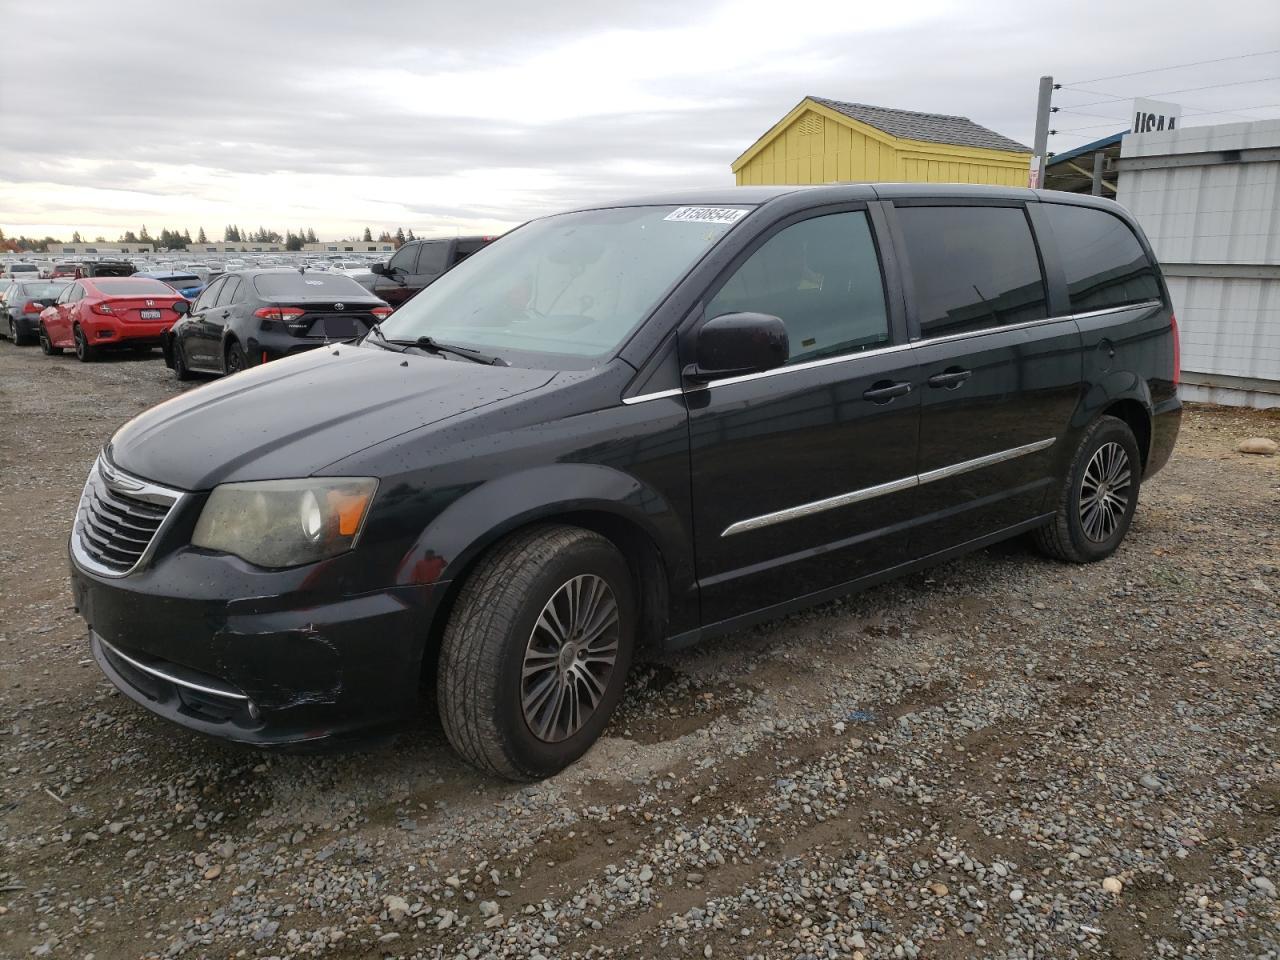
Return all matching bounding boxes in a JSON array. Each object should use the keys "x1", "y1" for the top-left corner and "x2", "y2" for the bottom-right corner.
[
  {"x1": 897, "y1": 205, "x2": 1048, "y2": 338},
  {"x1": 17, "y1": 282, "x2": 67, "y2": 300},
  {"x1": 93, "y1": 278, "x2": 176, "y2": 296},
  {"x1": 1042, "y1": 204, "x2": 1162, "y2": 312},
  {"x1": 7, "y1": 264, "x2": 39, "y2": 272},
  {"x1": 252, "y1": 272, "x2": 369, "y2": 298}
]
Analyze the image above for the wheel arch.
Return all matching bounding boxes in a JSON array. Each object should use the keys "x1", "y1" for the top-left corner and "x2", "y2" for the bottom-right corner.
[
  {"x1": 398, "y1": 464, "x2": 694, "y2": 670},
  {"x1": 1070, "y1": 373, "x2": 1156, "y2": 472},
  {"x1": 1099, "y1": 397, "x2": 1152, "y2": 471}
]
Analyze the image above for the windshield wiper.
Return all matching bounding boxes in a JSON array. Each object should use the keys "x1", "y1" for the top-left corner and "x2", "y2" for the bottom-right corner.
[
  {"x1": 360, "y1": 322, "x2": 408, "y2": 352},
  {"x1": 361, "y1": 326, "x2": 506, "y2": 365},
  {"x1": 389, "y1": 336, "x2": 507, "y2": 366}
]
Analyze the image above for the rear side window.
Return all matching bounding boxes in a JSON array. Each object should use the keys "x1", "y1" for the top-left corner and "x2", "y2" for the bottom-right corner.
[
  {"x1": 897, "y1": 205, "x2": 1048, "y2": 338},
  {"x1": 416, "y1": 241, "x2": 450, "y2": 276},
  {"x1": 216, "y1": 277, "x2": 242, "y2": 307},
  {"x1": 1042, "y1": 204, "x2": 1162, "y2": 312},
  {"x1": 707, "y1": 211, "x2": 889, "y2": 364}
]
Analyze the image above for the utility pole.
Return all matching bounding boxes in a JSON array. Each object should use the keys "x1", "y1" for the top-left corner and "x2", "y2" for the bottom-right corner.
[
  {"x1": 1091, "y1": 151, "x2": 1105, "y2": 196},
  {"x1": 1030, "y1": 75, "x2": 1053, "y2": 189}
]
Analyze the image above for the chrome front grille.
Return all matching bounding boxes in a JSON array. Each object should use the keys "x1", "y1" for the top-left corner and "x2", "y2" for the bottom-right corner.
[{"x1": 72, "y1": 457, "x2": 185, "y2": 577}]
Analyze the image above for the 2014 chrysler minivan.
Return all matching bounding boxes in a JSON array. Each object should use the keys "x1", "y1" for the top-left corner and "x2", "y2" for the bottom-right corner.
[{"x1": 69, "y1": 184, "x2": 1180, "y2": 780}]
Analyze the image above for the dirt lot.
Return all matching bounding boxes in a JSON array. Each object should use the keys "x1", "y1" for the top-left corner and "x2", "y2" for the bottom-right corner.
[{"x1": 1, "y1": 343, "x2": 1278, "y2": 960}]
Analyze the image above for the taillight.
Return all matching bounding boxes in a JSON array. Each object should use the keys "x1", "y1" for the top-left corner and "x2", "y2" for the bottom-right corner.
[
  {"x1": 371, "y1": 306, "x2": 392, "y2": 319},
  {"x1": 22, "y1": 300, "x2": 42, "y2": 314},
  {"x1": 91, "y1": 302, "x2": 114, "y2": 315},
  {"x1": 254, "y1": 306, "x2": 305, "y2": 321},
  {"x1": 1170, "y1": 313, "x2": 1181, "y2": 386}
]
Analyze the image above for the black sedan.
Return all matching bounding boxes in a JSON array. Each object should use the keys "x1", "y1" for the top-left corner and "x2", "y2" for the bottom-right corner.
[{"x1": 162, "y1": 269, "x2": 391, "y2": 379}]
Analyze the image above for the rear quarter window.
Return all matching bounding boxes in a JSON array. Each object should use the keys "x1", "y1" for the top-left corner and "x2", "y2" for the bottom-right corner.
[
  {"x1": 896, "y1": 204, "x2": 1048, "y2": 338},
  {"x1": 1042, "y1": 204, "x2": 1162, "y2": 312}
]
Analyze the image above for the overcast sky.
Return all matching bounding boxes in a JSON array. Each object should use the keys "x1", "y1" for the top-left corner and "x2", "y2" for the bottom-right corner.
[{"x1": 1, "y1": 0, "x2": 1277, "y2": 241}]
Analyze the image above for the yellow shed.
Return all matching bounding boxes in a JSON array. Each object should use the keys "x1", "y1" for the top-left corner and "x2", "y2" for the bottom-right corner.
[{"x1": 732, "y1": 96, "x2": 1032, "y2": 188}]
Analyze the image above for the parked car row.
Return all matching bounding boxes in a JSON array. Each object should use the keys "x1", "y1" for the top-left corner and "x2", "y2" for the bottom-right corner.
[{"x1": 1, "y1": 265, "x2": 392, "y2": 376}]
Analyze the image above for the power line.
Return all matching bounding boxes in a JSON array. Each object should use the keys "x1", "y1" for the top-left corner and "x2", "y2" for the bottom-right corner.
[
  {"x1": 1060, "y1": 74, "x2": 1280, "y2": 109},
  {"x1": 1062, "y1": 49, "x2": 1280, "y2": 87},
  {"x1": 1051, "y1": 101, "x2": 1280, "y2": 135}
]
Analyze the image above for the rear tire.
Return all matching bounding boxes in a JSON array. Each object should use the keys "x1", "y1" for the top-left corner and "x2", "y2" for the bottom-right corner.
[
  {"x1": 1034, "y1": 415, "x2": 1142, "y2": 563},
  {"x1": 11, "y1": 318, "x2": 33, "y2": 346},
  {"x1": 39, "y1": 323, "x2": 62, "y2": 355},
  {"x1": 74, "y1": 325, "x2": 96, "y2": 362},
  {"x1": 172, "y1": 340, "x2": 194, "y2": 381},
  {"x1": 438, "y1": 525, "x2": 636, "y2": 781},
  {"x1": 224, "y1": 341, "x2": 247, "y2": 375}
]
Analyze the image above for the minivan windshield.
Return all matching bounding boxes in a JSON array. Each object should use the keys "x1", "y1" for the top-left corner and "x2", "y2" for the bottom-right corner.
[{"x1": 377, "y1": 205, "x2": 752, "y2": 365}]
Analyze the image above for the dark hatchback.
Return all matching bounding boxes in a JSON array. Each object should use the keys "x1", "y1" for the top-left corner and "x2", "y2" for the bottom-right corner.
[
  {"x1": 161, "y1": 269, "x2": 392, "y2": 378},
  {"x1": 70, "y1": 185, "x2": 1180, "y2": 780}
]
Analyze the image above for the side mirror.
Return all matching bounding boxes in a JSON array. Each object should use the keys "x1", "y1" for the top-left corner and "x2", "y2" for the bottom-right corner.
[
  {"x1": 370, "y1": 262, "x2": 388, "y2": 276},
  {"x1": 685, "y1": 312, "x2": 789, "y2": 382},
  {"x1": 172, "y1": 300, "x2": 190, "y2": 315}
]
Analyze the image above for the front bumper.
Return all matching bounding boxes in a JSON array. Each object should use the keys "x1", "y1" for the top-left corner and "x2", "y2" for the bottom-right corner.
[{"x1": 71, "y1": 551, "x2": 447, "y2": 745}]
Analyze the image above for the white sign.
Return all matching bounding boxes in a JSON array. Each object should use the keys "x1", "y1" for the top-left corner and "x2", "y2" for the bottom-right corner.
[
  {"x1": 1027, "y1": 155, "x2": 1042, "y2": 189},
  {"x1": 1132, "y1": 98, "x2": 1181, "y2": 134},
  {"x1": 663, "y1": 207, "x2": 750, "y2": 225}
]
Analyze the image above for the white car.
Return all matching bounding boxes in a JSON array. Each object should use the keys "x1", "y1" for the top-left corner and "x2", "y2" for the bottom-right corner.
[{"x1": 328, "y1": 260, "x2": 372, "y2": 278}]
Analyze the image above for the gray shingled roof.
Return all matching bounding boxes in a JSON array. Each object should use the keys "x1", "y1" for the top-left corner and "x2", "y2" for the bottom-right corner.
[{"x1": 808, "y1": 96, "x2": 1030, "y2": 153}]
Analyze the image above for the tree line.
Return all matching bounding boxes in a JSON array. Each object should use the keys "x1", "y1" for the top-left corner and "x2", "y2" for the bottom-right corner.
[{"x1": 1, "y1": 225, "x2": 422, "y2": 253}]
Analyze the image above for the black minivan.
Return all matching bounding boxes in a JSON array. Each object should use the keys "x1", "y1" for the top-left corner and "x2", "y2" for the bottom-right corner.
[{"x1": 69, "y1": 185, "x2": 1180, "y2": 780}]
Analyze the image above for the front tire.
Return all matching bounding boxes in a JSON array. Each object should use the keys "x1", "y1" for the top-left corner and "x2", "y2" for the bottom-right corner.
[
  {"x1": 74, "y1": 325, "x2": 96, "y2": 362},
  {"x1": 1034, "y1": 415, "x2": 1142, "y2": 563},
  {"x1": 39, "y1": 323, "x2": 63, "y2": 355},
  {"x1": 438, "y1": 525, "x2": 636, "y2": 781}
]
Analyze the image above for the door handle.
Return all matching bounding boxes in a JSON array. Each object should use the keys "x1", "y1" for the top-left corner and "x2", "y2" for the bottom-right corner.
[
  {"x1": 220, "y1": 310, "x2": 231, "y2": 318},
  {"x1": 863, "y1": 380, "x2": 913, "y2": 403},
  {"x1": 927, "y1": 369, "x2": 972, "y2": 389}
]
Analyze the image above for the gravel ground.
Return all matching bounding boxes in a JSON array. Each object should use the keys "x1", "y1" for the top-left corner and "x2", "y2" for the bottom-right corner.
[{"x1": 1, "y1": 342, "x2": 1279, "y2": 960}]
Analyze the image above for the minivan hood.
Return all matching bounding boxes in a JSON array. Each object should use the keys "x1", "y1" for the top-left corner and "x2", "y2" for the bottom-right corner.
[{"x1": 108, "y1": 347, "x2": 555, "y2": 490}]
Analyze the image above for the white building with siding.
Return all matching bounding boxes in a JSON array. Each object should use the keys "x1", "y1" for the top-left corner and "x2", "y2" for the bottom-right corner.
[{"x1": 1117, "y1": 119, "x2": 1280, "y2": 408}]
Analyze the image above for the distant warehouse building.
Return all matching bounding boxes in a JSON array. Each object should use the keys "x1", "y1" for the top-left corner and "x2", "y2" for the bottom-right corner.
[
  {"x1": 51, "y1": 242, "x2": 153, "y2": 255},
  {"x1": 303, "y1": 241, "x2": 396, "y2": 254},
  {"x1": 1116, "y1": 118, "x2": 1280, "y2": 408},
  {"x1": 186, "y1": 242, "x2": 284, "y2": 253},
  {"x1": 732, "y1": 96, "x2": 1032, "y2": 187}
]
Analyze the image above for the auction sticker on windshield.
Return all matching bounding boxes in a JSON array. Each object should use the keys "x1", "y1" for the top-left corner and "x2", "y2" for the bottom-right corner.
[{"x1": 664, "y1": 207, "x2": 751, "y2": 225}]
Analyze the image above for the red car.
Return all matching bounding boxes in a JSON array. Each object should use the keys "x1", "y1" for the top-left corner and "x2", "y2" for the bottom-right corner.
[{"x1": 39, "y1": 276, "x2": 190, "y2": 362}]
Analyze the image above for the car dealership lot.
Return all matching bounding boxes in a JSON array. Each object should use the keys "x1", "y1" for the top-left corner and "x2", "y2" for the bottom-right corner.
[{"x1": 1, "y1": 346, "x2": 1278, "y2": 959}]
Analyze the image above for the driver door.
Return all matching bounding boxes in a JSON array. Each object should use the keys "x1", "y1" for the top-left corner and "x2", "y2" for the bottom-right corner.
[
  {"x1": 375, "y1": 243, "x2": 420, "y2": 306},
  {"x1": 685, "y1": 206, "x2": 922, "y2": 625}
]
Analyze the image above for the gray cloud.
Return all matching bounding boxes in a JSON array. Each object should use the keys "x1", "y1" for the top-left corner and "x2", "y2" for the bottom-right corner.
[{"x1": 2, "y1": 0, "x2": 1277, "y2": 235}]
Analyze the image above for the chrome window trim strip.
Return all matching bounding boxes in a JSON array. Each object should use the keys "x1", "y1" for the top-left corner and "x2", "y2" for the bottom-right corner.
[
  {"x1": 622, "y1": 301, "x2": 1164, "y2": 404},
  {"x1": 621, "y1": 387, "x2": 684, "y2": 405},
  {"x1": 722, "y1": 436, "x2": 1056, "y2": 537},
  {"x1": 70, "y1": 456, "x2": 188, "y2": 579},
  {"x1": 1070, "y1": 299, "x2": 1163, "y2": 321},
  {"x1": 98, "y1": 635, "x2": 249, "y2": 701}
]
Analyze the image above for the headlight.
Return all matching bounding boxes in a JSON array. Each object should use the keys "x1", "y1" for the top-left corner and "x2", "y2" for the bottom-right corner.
[{"x1": 191, "y1": 478, "x2": 377, "y2": 568}]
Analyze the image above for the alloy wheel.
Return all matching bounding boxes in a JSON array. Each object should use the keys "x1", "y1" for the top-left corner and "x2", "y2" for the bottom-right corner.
[
  {"x1": 1079, "y1": 441, "x2": 1131, "y2": 542},
  {"x1": 520, "y1": 574, "x2": 620, "y2": 743}
]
